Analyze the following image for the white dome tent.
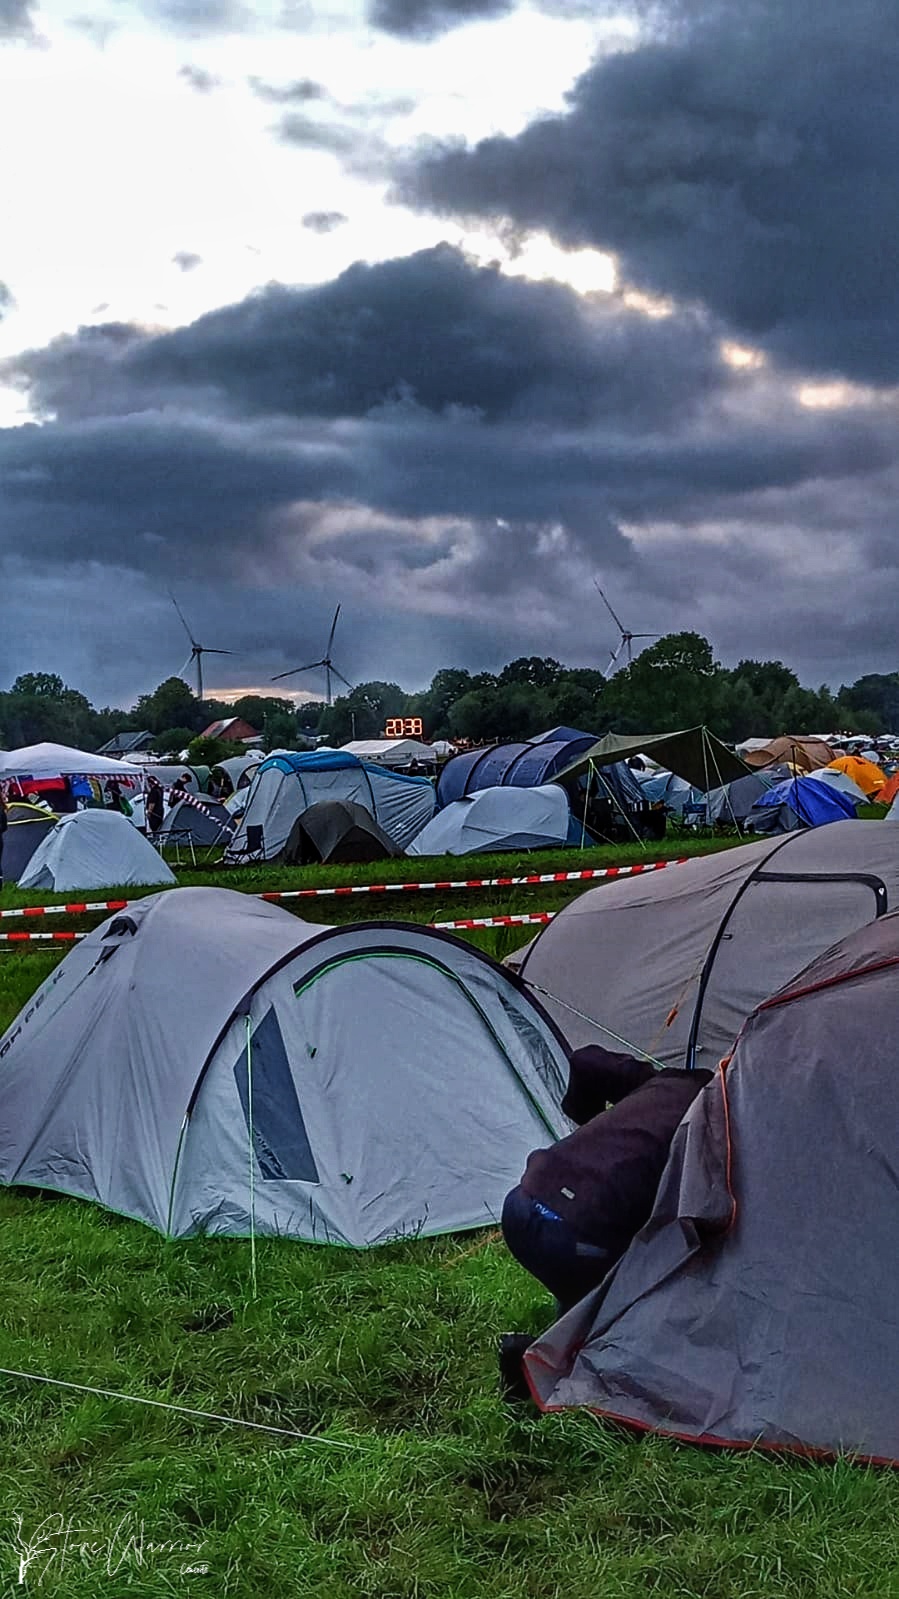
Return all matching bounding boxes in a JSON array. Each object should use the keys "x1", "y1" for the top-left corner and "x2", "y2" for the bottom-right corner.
[
  {"x1": 17, "y1": 810, "x2": 176, "y2": 891},
  {"x1": 0, "y1": 888, "x2": 569, "y2": 1246}
]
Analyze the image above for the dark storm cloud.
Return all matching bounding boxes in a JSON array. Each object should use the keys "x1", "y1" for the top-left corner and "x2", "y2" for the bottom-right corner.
[
  {"x1": 398, "y1": 0, "x2": 899, "y2": 384},
  {"x1": 367, "y1": 0, "x2": 514, "y2": 39},
  {"x1": 0, "y1": 0, "x2": 37, "y2": 36},
  {"x1": 6, "y1": 246, "x2": 736, "y2": 429},
  {"x1": 248, "y1": 74, "x2": 325, "y2": 103},
  {"x1": 301, "y1": 210, "x2": 348, "y2": 233},
  {"x1": 172, "y1": 251, "x2": 203, "y2": 272},
  {"x1": 0, "y1": 282, "x2": 13, "y2": 316},
  {"x1": 178, "y1": 62, "x2": 221, "y2": 90}
]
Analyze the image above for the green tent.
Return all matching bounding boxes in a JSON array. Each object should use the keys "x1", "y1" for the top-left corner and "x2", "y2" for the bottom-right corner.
[{"x1": 556, "y1": 727, "x2": 752, "y2": 793}]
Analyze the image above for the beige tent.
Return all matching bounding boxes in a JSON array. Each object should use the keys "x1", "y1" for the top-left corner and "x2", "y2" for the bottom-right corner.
[{"x1": 742, "y1": 736, "x2": 835, "y2": 772}]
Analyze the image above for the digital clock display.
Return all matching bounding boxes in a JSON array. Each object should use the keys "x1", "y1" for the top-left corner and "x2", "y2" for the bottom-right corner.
[{"x1": 385, "y1": 717, "x2": 425, "y2": 738}]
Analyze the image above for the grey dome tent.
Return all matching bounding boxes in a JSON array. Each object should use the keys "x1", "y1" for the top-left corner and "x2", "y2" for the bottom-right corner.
[
  {"x1": 18, "y1": 810, "x2": 176, "y2": 891},
  {"x1": 408, "y1": 784, "x2": 577, "y2": 856},
  {"x1": 523, "y1": 910, "x2": 899, "y2": 1465},
  {"x1": 281, "y1": 800, "x2": 401, "y2": 864},
  {"x1": 513, "y1": 820, "x2": 899, "y2": 1070},
  {"x1": 155, "y1": 797, "x2": 233, "y2": 850},
  {"x1": 226, "y1": 751, "x2": 435, "y2": 861},
  {"x1": 0, "y1": 888, "x2": 569, "y2": 1245}
]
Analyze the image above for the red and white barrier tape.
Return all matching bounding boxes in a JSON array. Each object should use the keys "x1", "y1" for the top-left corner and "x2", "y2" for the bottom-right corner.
[
  {"x1": 0, "y1": 856, "x2": 690, "y2": 922},
  {"x1": 1, "y1": 911, "x2": 556, "y2": 943}
]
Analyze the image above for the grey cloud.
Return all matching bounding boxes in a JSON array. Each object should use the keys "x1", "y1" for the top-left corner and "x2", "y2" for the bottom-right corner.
[
  {"x1": 172, "y1": 251, "x2": 203, "y2": 272},
  {"x1": 0, "y1": 0, "x2": 37, "y2": 37},
  {"x1": 248, "y1": 75, "x2": 325, "y2": 103},
  {"x1": 8, "y1": 246, "x2": 736, "y2": 430},
  {"x1": 178, "y1": 62, "x2": 221, "y2": 90},
  {"x1": 0, "y1": 282, "x2": 13, "y2": 317},
  {"x1": 398, "y1": 0, "x2": 899, "y2": 384},
  {"x1": 367, "y1": 0, "x2": 514, "y2": 38},
  {"x1": 277, "y1": 111, "x2": 367, "y2": 158},
  {"x1": 301, "y1": 210, "x2": 348, "y2": 233}
]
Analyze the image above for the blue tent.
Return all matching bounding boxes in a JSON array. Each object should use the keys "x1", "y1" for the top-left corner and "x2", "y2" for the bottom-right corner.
[
  {"x1": 436, "y1": 729, "x2": 596, "y2": 807},
  {"x1": 751, "y1": 775, "x2": 858, "y2": 831}
]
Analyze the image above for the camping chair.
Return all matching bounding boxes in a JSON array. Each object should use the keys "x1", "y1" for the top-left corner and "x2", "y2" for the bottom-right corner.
[
  {"x1": 158, "y1": 828, "x2": 198, "y2": 868},
  {"x1": 228, "y1": 824, "x2": 266, "y2": 865}
]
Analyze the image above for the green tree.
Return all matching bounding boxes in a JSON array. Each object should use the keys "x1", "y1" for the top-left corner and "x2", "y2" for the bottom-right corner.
[
  {"x1": 601, "y1": 632, "x2": 722, "y2": 733},
  {"x1": 318, "y1": 682, "x2": 409, "y2": 744},
  {"x1": 498, "y1": 657, "x2": 563, "y2": 689},
  {"x1": 134, "y1": 678, "x2": 201, "y2": 735},
  {"x1": 151, "y1": 727, "x2": 196, "y2": 757}
]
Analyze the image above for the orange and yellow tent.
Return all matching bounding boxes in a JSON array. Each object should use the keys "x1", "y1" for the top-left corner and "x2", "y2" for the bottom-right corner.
[{"x1": 826, "y1": 755, "x2": 884, "y2": 797}]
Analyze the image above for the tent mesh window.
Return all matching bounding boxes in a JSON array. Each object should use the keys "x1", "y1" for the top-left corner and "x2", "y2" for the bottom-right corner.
[{"x1": 232, "y1": 1007, "x2": 320, "y2": 1183}]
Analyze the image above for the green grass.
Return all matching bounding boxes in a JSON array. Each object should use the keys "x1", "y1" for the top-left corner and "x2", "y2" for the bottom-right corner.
[{"x1": 2, "y1": 829, "x2": 898, "y2": 1596}]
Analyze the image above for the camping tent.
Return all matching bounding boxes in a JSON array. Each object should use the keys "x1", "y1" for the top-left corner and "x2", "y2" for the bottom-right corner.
[
  {"x1": 0, "y1": 887, "x2": 570, "y2": 1245},
  {"x1": 408, "y1": 785, "x2": 577, "y2": 856},
  {"x1": 281, "y1": 800, "x2": 401, "y2": 864},
  {"x1": 704, "y1": 770, "x2": 780, "y2": 825},
  {"x1": 825, "y1": 754, "x2": 884, "y2": 797},
  {"x1": 746, "y1": 774, "x2": 858, "y2": 833},
  {"x1": 340, "y1": 739, "x2": 438, "y2": 770},
  {"x1": 511, "y1": 820, "x2": 899, "y2": 1069},
  {"x1": 437, "y1": 728, "x2": 596, "y2": 807},
  {"x1": 741, "y1": 736, "x2": 835, "y2": 772},
  {"x1": 2, "y1": 801, "x2": 58, "y2": 882},
  {"x1": 155, "y1": 798, "x2": 233, "y2": 849},
  {"x1": 807, "y1": 767, "x2": 869, "y2": 804},
  {"x1": 0, "y1": 742, "x2": 141, "y2": 781},
  {"x1": 18, "y1": 811, "x2": 176, "y2": 891},
  {"x1": 225, "y1": 751, "x2": 435, "y2": 861},
  {"x1": 556, "y1": 728, "x2": 751, "y2": 793},
  {"x1": 523, "y1": 911, "x2": 899, "y2": 1465},
  {"x1": 212, "y1": 754, "x2": 264, "y2": 796}
]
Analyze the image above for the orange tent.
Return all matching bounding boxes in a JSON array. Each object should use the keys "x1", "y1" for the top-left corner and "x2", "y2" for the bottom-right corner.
[
  {"x1": 826, "y1": 755, "x2": 884, "y2": 797},
  {"x1": 877, "y1": 771, "x2": 899, "y2": 806}
]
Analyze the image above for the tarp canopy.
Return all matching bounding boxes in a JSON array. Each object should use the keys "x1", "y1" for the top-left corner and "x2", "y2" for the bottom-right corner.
[
  {"x1": 0, "y1": 887, "x2": 570, "y2": 1246},
  {"x1": 0, "y1": 742, "x2": 141, "y2": 780},
  {"x1": 281, "y1": 800, "x2": 401, "y2": 864},
  {"x1": 512, "y1": 820, "x2": 899, "y2": 1069},
  {"x1": 556, "y1": 729, "x2": 751, "y2": 793},
  {"x1": 408, "y1": 784, "x2": 575, "y2": 856},
  {"x1": 18, "y1": 810, "x2": 176, "y2": 891},
  {"x1": 523, "y1": 911, "x2": 899, "y2": 1465}
]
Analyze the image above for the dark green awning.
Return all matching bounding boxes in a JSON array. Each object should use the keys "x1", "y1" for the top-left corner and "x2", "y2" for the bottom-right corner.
[{"x1": 556, "y1": 728, "x2": 753, "y2": 792}]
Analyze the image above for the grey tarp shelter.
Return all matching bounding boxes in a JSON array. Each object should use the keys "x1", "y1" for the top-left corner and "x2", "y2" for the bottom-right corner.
[
  {"x1": 524, "y1": 911, "x2": 899, "y2": 1465},
  {"x1": 513, "y1": 820, "x2": 899, "y2": 1069},
  {"x1": 281, "y1": 800, "x2": 401, "y2": 864},
  {"x1": 0, "y1": 888, "x2": 570, "y2": 1246},
  {"x1": 556, "y1": 728, "x2": 752, "y2": 793}
]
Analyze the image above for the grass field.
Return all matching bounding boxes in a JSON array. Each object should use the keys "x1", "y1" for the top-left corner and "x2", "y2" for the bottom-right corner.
[{"x1": 2, "y1": 831, "x2": 898, "y2": 1596}]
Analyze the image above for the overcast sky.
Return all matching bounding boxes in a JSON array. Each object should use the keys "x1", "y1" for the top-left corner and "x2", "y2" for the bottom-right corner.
[{"x1": 1, "y1": 0, "x2": 897, "y2": 708}]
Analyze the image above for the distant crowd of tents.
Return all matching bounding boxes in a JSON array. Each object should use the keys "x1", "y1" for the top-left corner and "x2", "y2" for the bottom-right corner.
[{"x1": 2, "y1": 727, "x2": 899, "y2": 894}]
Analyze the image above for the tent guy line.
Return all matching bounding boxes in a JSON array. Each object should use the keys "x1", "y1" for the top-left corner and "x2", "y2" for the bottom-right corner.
[{"x1": 0, "y1": 858, "x2": 690, "y2": 921}]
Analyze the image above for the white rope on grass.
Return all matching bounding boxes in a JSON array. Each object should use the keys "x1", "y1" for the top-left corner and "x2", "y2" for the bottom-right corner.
[{"x1": 0, "y1": 1367, "x2": 359, "y2": 1447}]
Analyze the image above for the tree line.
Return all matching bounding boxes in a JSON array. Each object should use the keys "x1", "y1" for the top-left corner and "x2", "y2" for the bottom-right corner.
[{"x1": 2, "y1": 637, "x2": 898, "y2": 756}]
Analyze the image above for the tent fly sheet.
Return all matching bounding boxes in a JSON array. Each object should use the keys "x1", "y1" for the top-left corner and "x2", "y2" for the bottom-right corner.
[
  {"x1": 408, "y1": 784, "x2": 575, "y2": 856},
  {"x1": 225, "y1": 751, "x2": 435, "y2": 860},
  {"x1": 18, "y1": 810, "x2": 176, "y2": 891},
  {"x1": 0, "y1": 887, "x2": 570, "y2": 1246}
]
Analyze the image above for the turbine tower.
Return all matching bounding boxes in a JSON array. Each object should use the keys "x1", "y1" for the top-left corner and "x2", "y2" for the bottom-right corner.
[
  {"x1": 271, "y1": 604, "x2": 354, "y2": 706},
  {"x1": 170, "y1": 592, "x2": 233, "y2": 701},
  {"x1": 594, "y1": 581, "x2": 661, "y2": 677}
]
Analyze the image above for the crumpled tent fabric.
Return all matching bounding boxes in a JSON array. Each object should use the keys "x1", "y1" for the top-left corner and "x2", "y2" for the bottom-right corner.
[
  {"x1": 524, "y1": 911, "x2": 899, "y2": 1465},
  {"x1": 226, "y1": 751, "x2": 435, "y2": 860},
  {"x1": 408, "y1": 784, "x2": 574, "y2": 856},
  {"x1": 749, "y1": 775, "x2": 858, "y2": 829},
  {"x1": 556, "y1": 729, "x2": 750, "y2": 793},
  {"x1": 825, "y1": 755, "x2": 884, "y2": 797},
  {"x1": 18, "y1": 810, "x2": 176, "y2": 890},
  {"x1": 281, "y1": 800, "x2": 401, "y2": 864},
  {"x1": 512, "y1": 820, "x2": 899, "y2": 1068},
  {"x1": 0, "y1": 888, "x2": 570, "y2": 1246}
]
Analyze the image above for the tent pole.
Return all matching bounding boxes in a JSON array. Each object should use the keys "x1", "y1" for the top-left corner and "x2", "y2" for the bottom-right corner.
[
  {"x1": 245, "y1": 1015, "x2": 258, "y2": 1301},
  {"x1": 593, "y1": 760, "x2": 646, "y2": 851},
  {"x1": 580, "y1": 762, "x2": 592, "y2": 848}
]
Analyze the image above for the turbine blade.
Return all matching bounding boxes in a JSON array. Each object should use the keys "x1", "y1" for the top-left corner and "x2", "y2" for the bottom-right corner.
[
  {"x1": 630, "y1": 633, "x2": 661, "y2": 640},
  {"x1": 199, "y1": 648, "x2": 234, "y2": 656},
  {"x1": 326, "y1": 603, "x2": 341, "y2": 657},
  {"x1": 169, "y1": 589, "x2": 196, "y2": 646},
  {"x1": 177, "y1": 653, "x2": 194, "y2": 679},
  {"x1": 593, "y1": 580, "x2": 625, "y2": 634},
  {"x1": 331, "y1": 667, "x2": 354, "y2": 691},
  {"x1": 270, "y1": 658, "x2": 325, "y2": 682}
]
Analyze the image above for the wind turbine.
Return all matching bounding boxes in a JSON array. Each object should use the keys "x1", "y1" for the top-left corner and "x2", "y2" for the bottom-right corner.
[
  {"x1": 271, "y1": 604, "x2": 354, "y2": 706},
  {"x1": 170, "y1": 591, "x2": 233, "y2": 701},
  {"x1": 594, "y1": 581, "x2": 660, "y2": 677}
]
